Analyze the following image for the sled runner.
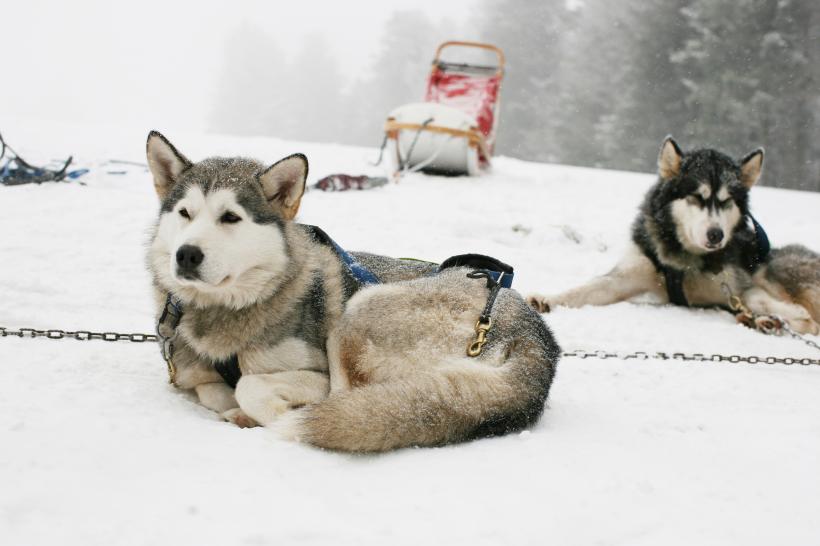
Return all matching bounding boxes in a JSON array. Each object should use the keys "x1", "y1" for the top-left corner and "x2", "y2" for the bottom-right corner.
[{"x1": 384, "y1": 41, "x2": 505, "y2": 177}]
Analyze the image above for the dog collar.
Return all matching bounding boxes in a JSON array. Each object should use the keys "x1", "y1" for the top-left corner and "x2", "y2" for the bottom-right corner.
[
  {"x1": 156, "y1": 293, "x2": 183, "y2": 383},
  {"x1": 155, "y1": 293, "x2": 241, "y2": 388}
]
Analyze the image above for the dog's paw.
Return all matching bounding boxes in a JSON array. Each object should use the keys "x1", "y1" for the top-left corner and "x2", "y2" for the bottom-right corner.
[
  {"x1": 221, "y1": 408, "x2": 260, "y2": 428},
  {"x1": 526, "y1": 294, "x2": 552, "y2": 313}
]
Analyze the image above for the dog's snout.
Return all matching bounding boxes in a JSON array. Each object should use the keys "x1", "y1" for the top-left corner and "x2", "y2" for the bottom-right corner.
[
  {"x1": 176, "y1": 244, "x2": 204, "y2": 270},
  {"x1": 706, "y1": 227, "x2": 724, "y2": 246}
]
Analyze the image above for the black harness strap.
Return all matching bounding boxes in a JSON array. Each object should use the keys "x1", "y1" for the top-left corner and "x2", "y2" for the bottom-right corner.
[
  {"x1": 156, "y1": 294, "x2": 243, "y2": 387},
  {"x1": 749, "y1": 214, "x2": 770, "y2": 266},
  {"x1": 662, "y1": 267, "x2": 688, "y2": 307},
  {"x1": 658, "y1": 214, "x2": 770, "y2": 308},
  {"x1": 467, "y1": 269, "x2": 506, "y2": 322},
  {"x1": 156, "y1": 239, "x2": 516, "y2": 386},
  {"x1": 213, "y1": 355, "x2": 241, "y2": 389},
  {"x1": 157, "y1": 226, "x2": 383, "y2": 390},
  {"x1": 438, "y1": 253, "x2": 514, "y2": 288}
]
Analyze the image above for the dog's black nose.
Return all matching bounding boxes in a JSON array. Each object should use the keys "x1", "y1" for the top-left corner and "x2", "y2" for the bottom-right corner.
[
  {"x1": 706, "y1": 228, "x2": 724, "y2": 246},
  {"x1": 176, "y1": 245, "x2": 204, "y2": 270}
]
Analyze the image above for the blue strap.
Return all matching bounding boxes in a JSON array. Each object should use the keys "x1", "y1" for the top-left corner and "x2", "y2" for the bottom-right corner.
[
  {"x1": 488, "y1": 269, "x2": 513, "y2": 289},
  {"x1": 66, "y1": 168, "x2": 89, "y2": 179},
  {"x1": 301, "y1": 225, "x2": 381, "y2": 285},
  {"x1": 327, "y1": 238, "x2": 381, "y2": 285}
]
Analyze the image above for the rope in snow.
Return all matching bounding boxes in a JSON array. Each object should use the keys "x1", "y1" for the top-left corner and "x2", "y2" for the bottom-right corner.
[{"x1": 1, "y1": 325, "x2": 818, "y2": 366}]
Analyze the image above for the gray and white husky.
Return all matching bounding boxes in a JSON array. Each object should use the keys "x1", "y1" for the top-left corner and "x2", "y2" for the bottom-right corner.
[
  {"x1": 528, "y1": 137, "x2": 820, "y2": 335},
  {"x1": 146, "y1": 131, "x2": 559, "y2": 452}
]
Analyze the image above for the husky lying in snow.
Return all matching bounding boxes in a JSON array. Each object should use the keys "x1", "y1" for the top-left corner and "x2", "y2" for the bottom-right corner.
[
  {"x1": 528, "y1": 137, "x2": 820, "y2": 335},
  {"x1": 146, "y1": 131, "x2": 559, "y2": 452}
]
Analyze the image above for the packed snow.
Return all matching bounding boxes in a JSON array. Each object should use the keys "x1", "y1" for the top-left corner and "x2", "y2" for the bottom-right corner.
[{"x1": 1, "y1": 120, "x2": 819, "y2": 545}]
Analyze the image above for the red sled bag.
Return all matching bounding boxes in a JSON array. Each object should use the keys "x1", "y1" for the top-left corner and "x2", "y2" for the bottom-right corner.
[{"x1": 384, "y1": 41, "x2": 505, "y2": 177}]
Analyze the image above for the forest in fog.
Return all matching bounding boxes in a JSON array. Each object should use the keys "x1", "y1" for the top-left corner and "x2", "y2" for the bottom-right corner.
[{"x1": 212, "y1": 0, "x2": 820, "y2": 191}]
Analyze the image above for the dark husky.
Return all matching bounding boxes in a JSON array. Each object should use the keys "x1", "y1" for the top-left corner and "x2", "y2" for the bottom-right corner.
[
  {"x1": 146, "y1": 131, "x2": 560, "y2": 452},
  {"x1": 528, "y1": 136, "x2": 820, "y2": 335}
]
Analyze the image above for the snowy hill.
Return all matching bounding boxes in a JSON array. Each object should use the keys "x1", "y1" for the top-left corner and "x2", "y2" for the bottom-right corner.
[{"x1": 1, "y1": 121, "x2": 819, "y2": 545}]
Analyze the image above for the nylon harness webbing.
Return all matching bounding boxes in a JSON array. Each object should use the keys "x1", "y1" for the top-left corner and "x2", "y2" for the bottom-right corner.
[
  {"x1": 157, "y1": 226, "x2": 514, "y2": 388},
  {"x1": 300, "y1": 224, "x2": 381, "y2": 285},
  {"x1": 157, "y1": 226, "x2": 382, "y2": 388},
  {"x1": 660, "y1": 214, "x2": 770, "y2": 307},
  {"x1": 437, "y1": 253, "x2": 513, "y2": 288}
]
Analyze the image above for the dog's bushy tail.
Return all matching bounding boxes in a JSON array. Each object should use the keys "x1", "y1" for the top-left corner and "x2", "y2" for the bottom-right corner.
[{"x1": 275, "y1": 336, "x2": 558, "y2": 453}]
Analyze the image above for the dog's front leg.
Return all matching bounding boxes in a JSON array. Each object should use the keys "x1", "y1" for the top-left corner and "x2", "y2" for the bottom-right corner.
[
  {"x1": 168, "y1": 341, "x2": 240, "y2": 414},
  {"x1": 195, "y1": 382, "x2": 238, "y2": 413},
  {"x1": 234, "y1": 371, "x2": 330, "y2": 427},
  {"x1": 528, "y1": 245, "x2": 660, "y2": 312}
]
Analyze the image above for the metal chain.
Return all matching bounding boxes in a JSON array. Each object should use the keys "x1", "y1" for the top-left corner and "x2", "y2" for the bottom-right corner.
[
  {"x1": 561, "y1": 349, "x2": 820, "y2": 366},
  {"x1": 0, "y1": 326, "x2": 157, "y2": 343},
  {"x1": 781, "y1": 322, "x2": 820, "y2": 353},
  {"x1": 717, "y1": 281, "x2": 820, "y2": 357},
  {"x1": 2, "y1": 324, "x2": 818, "y2": 366}
]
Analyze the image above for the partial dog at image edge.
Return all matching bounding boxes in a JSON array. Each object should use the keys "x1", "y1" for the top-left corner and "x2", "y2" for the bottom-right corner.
[
  {"x1": 528, "y1": 136, "x2": 820, "y2": 335},
  {"x1": 145, "y1": 131, "x2": 559, "y2": 452}
]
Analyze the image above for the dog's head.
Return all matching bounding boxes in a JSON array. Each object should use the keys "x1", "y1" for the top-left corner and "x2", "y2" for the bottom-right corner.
[
  {"x1": 146, "y1": 131, "x2": 307, "y2": 308},
  {"x1": 655, "y1": 136, "x2": 763, "y2": 254}
]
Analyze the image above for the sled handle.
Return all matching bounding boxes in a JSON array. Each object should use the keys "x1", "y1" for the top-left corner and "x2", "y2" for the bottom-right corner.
[{"x1": 433, "y1": 41, "x2": 505, "y2": 72}]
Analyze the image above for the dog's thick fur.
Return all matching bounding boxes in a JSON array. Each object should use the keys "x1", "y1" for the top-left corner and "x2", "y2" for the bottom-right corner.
[
  {"x1": 146, "y1": 131, "x2": 560, "y2": 452},
  {"x1": 528, "y1": 137, "x2": 820, "y2": 335}
]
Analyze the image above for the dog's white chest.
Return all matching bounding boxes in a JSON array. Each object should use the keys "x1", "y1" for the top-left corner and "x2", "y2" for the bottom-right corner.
[{"x1": 239, "y1": 338, "x2": 328, "y2": 375}]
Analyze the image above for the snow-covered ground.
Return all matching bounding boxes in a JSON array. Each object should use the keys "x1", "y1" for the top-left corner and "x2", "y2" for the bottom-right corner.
[{"x1": 1, "y1": 121, "x2": 819, "y2": 545}]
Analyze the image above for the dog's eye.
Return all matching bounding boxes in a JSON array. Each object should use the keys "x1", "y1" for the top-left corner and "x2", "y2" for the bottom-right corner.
[
  {"x1": 220, "y1": 211, "x2": 242, "y2": 224},
  {"x1": 179, "y1": 208, "x2": 190, "y2": 219},
  {"x1": 719, "y1": 199, "x2": 732, "y2": 209},
  {"x1": 686, "y1": 195, "x2": 704, "y2": 206}
]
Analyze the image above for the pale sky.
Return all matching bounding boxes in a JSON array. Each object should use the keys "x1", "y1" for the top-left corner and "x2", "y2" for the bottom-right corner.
[{"x1": 0, "y1": 0, "x2": 478, "y2": 132}]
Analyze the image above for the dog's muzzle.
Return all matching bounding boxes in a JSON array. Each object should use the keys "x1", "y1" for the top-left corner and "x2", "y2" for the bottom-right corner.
[{"x1": 176, "y1": 244, "x2": 204, "y2": 279}]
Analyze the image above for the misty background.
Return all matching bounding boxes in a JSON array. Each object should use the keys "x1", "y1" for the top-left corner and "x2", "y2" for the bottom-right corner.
[{"x1": 2, "y1": 0, "x2": 818, "y2": 191}]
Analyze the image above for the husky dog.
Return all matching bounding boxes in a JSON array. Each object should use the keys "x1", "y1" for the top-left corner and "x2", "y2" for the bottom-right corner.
[
  {"x1": 146, "y1": 131, "x2": 559, "y2": 452},
  {"x1": 528, "y1": 137, "x2": 820, "y2": 335}
]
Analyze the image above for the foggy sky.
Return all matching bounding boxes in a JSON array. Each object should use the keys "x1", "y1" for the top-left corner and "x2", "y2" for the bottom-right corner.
[{"x1": 0, "y1": 0, "x2": 476, "y2": 132}]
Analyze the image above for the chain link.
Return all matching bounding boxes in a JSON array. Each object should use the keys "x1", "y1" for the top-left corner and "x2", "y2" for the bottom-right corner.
[
  {"x1": 561, "y1": 349, "x2": 820, "y2": 366},
  {"x1": 780, "y1": 322, "x2": 820, "y2": 353},
  {"x1": 0, "y1": 326, "x2": 157, "y2": 343},
  {"x1": 2, "y1": 324, "x2": 819, "y2": 366}
]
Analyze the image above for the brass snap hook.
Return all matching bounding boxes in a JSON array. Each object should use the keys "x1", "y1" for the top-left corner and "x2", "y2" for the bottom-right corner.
[{"x1": 467, "y1": 317, "x2": 492, "y2": 357}]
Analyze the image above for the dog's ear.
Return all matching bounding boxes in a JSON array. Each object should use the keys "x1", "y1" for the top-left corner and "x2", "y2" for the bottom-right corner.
[
  {"x1": 658, "y1": 136, "x2": 683, "y2": 180},
  {"x1": 739, "y1": 148, "x2": 764, "y2": 188},
  {"x1": 146, "y1": 131, "x2": 192, "y2": 200},
  {"x1": 258, "y1": 153, "x2": 308, "y2": 220}
]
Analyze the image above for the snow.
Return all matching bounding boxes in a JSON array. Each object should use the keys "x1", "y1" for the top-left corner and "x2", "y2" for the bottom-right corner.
[{"x1": 1, "y1": 120, "x2": 819, "y2": 545}]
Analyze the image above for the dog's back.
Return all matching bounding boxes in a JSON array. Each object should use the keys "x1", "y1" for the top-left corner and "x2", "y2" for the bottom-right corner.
[
  {"x1": 351, "y1": 252, "x2": 439, "y2": 282},
  {"x1": 762, "y1": 245, "x2": 820, "y2": 322},
  {"x1": 277, "y1": 268, "x2": 560, "y2": 452}
]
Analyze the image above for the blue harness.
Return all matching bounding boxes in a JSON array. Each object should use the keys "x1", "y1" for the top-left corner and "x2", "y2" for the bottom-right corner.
[
  {"x1": 302, "y1": 224, "x2": 514, "y2": 289},
  {"x1": 157, "y1": 225, "x2": 516, "y2": 388}
]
